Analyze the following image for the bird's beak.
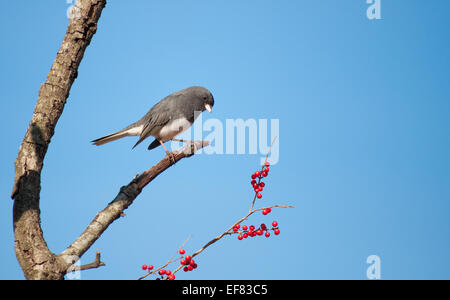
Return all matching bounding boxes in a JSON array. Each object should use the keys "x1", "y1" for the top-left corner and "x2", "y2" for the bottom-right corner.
[{"x1": 205, "y1": 104, "x2": 212, "y2": 113}]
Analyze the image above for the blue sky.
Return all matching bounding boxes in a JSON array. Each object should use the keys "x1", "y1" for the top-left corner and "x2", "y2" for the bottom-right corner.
[{"x1": 1, "y1": 1, "x2": 449, "y2": 280}]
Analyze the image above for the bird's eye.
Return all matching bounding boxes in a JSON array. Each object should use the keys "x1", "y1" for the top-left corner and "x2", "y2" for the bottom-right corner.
[{"x1": 203, "y1": 95, "x2": 207, "y2": 100}]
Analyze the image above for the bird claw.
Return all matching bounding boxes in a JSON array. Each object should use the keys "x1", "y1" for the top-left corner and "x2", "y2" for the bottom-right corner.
[
  {"x1": 166, "y1": 152, "x2": 176, "y2": 164},
  {"x1": 173, "y1": 140, "x2": 202, "y2": 155}
]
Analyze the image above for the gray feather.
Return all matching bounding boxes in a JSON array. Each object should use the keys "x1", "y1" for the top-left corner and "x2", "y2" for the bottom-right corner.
[
  {"x1": 91, "y1": 129, "x2": 131, "y2": 146},
  {"x1": 92, "y1": 86, "x2": 214, "y2": 150}
]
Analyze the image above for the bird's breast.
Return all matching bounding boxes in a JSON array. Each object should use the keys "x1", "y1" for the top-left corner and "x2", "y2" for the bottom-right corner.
[{"x1": 157, "y1": 117, "x2": 192, "y2": 142}]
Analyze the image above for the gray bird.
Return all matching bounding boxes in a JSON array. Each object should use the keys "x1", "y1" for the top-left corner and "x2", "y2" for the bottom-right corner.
[{"x1": 92, "y1": 86, "x2": 214, "y2": 159}]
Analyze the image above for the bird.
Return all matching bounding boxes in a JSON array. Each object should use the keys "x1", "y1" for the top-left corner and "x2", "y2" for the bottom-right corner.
[{"x1": 91, "y1": 86, "x2": 214, "y2": 161}]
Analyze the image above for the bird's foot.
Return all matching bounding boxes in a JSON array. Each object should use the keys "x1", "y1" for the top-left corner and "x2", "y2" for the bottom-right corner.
[
  {"x1": 166, "y1": 151, "x2": 176, "y2": 164},
  {"x1": 173, "y1": 139, "x2": 201, "y2": 155}
]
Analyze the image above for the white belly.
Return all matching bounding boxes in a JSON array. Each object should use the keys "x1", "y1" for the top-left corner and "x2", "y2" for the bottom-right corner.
[{"x1": 158, "y1": 118, "x2": 192, "y2": 142}]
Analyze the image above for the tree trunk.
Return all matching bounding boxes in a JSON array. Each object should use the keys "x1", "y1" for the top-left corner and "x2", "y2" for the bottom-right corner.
[{"x1": 11, "y1": 0, "x2": 107, "y2": 280}]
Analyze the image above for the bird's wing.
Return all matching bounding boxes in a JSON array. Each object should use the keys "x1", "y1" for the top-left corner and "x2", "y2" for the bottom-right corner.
[{"x1": 132, "y1": 105, "x2": 172, "y2": 149}]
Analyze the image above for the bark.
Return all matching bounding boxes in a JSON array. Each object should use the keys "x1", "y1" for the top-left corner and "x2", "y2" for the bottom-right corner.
[{"x1": 12, "y1": 0, "x2": 107, "y2": 280}]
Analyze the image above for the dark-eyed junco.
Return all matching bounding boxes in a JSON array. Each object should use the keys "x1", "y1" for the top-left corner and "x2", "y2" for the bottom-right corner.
[{"x1": 92, "y1": 86, "x2": 214, "y2": 159}]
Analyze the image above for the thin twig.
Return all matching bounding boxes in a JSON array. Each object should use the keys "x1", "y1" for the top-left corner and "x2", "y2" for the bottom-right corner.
[
  {"x1": 140, "y1": 137, "x2": 291, "y2": 280},
  {"x1": 166, "y1": 205, "x2": 293, "y2": 278},
  {"x1": 192, "y1": 205, "x2": 292, "y2": 259},
  {"x1": 249, "y1": 136, "x2": 278, "y2": 212},
  {"x1": 137, "y1": 235, "x2": 192, "y2": 280},
  {"x1": 67, "y1": 251, "x2": 105, "y2": 274}
]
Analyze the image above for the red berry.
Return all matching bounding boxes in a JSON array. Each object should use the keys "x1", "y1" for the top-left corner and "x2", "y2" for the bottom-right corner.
[
  {"x1": 249, "y1": 225, "x2": 255, "y2": 231},
  {"x1": 187, "y1": 265, "x2": 194, "y2": 271},
  {"x1": 251, "y1": 179, "x2": 257, "y2": 185},
  {"x1": 142, "y1": 265, "x2": 147, "y2": 270},
  {"x1": 251, "y1": 174, "x2": 256, "y2": 179},
  {"x1": 272, "y1": 221, "x2": 278, "y2": 227},
  {"x1": 233, "y1": 227, "x2": 238, "y2": 232},
  {"x1": 262, "y1": 209, "x2": 268, "y2": 215},
  {"x1": 235, "y1": 224, "x2": 240, "y2": 229},
  {"x1": 258, "y1": 186, "x2": 263, "y2": 192},
  {"x1": 168, "y1": 274, "x2": 175, "y2": 280},
  {"x1": 256, "y1": 229, "x2": 263, "y2": 236},
  {"x1": 259, "y1": 182, "x2": 265, "y2": 187},
  {"x1": 238, "y1": 234, "x2": 243, "y2": 240},
  {"x1": 274, "y1": 228, "x2": 280, "y2": 235},
  {"x1": 243, "y1": 233, "x2": 248, "y2": 238},
  {"x1": 183, "y1": 266, "x2": 189, "y2": 272},
  {"x1": 185, "y1": 255, "x2": 192, "y2": 261},
  {"x1": 265, "y1": 232, "x2": 271, "y2": 238},
  {"x1": 261, "y1": 223, "x2": 267, "y2": 230},
  {"x1": 179, "y1": 249, "x2": 186, "y2": 255},
  {"x1": 265, "y1": 162, "x2": 270, "y2": 167},
  {"x1": 193, "y1": 263, "x2": 198, "y2": 269},
  {"x1": 165, "y1": 270, "x2": 172, "y2": 275},
  {"x1": 255, "y1": 171, "x2": 261, "y2": 177},
  {"x1": 158, "y1": 270, "x2": 165, "y2": 275},
  {"x1": 262, "y1": 172, "x2": 267, "y2": 177},
  {"x1": 253, "y1": 183, "x2": 258, "y2": 189},
  {"x1": 189, "y1": 259, "x2": 196, "y2": 266},
  {"x1": 180, "y1": 259, "x2": 186, "y2": 265},
  {"x1": 257, "y1": 193, "x2": 262, "y2": 199},
  {"x1": 267, "y1": 207, "x2": 272, "y2": 213},
  {"x1": 264, "y1": 167, "x2": 269, "y2": 173},
  {"x1": 148, "y1": 265, "x2": 154, "y2": 270},
  {"x1": 242, "y1": 225, "x2": 248, "y2": 231}
]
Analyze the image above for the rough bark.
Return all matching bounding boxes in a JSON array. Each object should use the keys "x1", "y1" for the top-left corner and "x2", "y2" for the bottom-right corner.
[{"x1": 11, "y1": 0, "x2": 107, "y2": 280}]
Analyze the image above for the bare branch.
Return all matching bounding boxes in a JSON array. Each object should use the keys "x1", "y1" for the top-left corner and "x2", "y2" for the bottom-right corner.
[
  {"x1": 169, "y1": 205, "x2": 293, "y2": 277},
  {"x1": 60, "y1": 141, "x2": 210, "y2": 262},
  {"x1": 75, "y1": 252, "x2": 105, "y2": 272},
  {"x1": 138, "y1": 235, "x2": 192, "y2": 280}
]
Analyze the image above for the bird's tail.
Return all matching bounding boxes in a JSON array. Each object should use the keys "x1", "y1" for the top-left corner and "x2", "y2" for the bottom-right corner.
[{"x1": 91, "y1": 129, "x2": 131, "y2": 146}]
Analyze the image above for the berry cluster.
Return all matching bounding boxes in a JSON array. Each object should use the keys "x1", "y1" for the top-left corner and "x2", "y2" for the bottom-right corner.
[
  {"x1": 157, "y1": 269, "x2": 175, "y2": 280},
  {"x1": 180, "y1": 252, "x2": 198, "y2": 272},
  {"x1": 139, "y1": 157, "x2": 288, "y2": 280},
  {"x1": 251, "y1": 162, "x2": 271, "y2": 199},
  {"x1": 141, "y1": 264, "x2": 153, "y2": 271},
  {"x1": 141, "y1": 248, "x2": 196, "y2": 280},
  {"x1": 141, "y1": 264, "x2": 176, "y2": 280},
  {"x1": 237, "y1": 161, "x2": 282, "y2": 240},
  {"x1": 234, "y1": 221, "x2": 280, "y2": 240}
]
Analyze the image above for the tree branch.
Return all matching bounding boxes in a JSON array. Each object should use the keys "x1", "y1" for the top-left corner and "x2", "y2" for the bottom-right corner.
[
  {"x1": 70, "y1": 252, "x2": 105, "y2": 272},
  {"x1": 11, "y1": 0, "x2": 107, "y2": 280},
  {"x1": 59, "y1": 141, "x2": 210, "y2": 262}
]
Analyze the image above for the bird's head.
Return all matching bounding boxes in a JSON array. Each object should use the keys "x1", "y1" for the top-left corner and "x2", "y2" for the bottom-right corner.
[{"x1": 187, "y1": 86, "x2": 214, "y2": 113}]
